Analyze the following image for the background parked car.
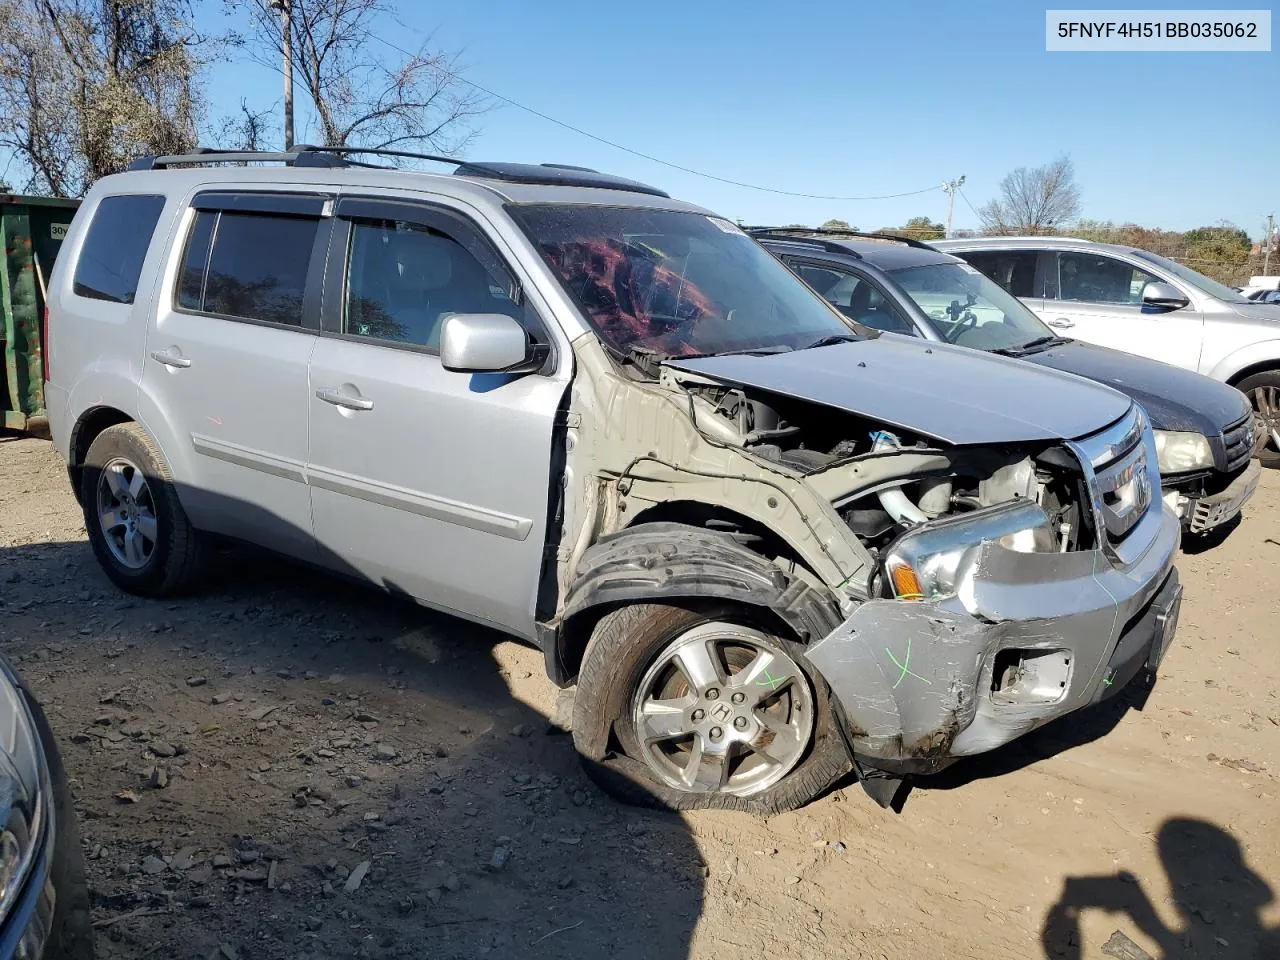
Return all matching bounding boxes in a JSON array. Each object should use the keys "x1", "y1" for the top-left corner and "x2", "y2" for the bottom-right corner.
[
  {"x1": 0, "y1": 653, "x2": 92, "y2": 959},
  {"x1": 753, "y1": 229, "x2": 1259, "y2": 538},
  {"x1": 934, "y1": 236, "x2": 1280, "y2": 469}
]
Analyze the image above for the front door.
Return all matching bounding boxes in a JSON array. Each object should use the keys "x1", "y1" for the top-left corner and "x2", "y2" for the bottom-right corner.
[
  {"x1": 305, "y1": 197, "x2": 567, "y2": 638},
  {"x1": 139, "y1": 192, "x2": 331, "y2": 559},
  {"x1": 1038, "y1": 251, "x2": 1203, "y2": 370}
]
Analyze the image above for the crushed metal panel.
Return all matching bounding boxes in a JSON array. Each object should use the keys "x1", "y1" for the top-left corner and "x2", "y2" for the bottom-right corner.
[{"x1": 667, "y1": 337, "x2": 1131, "y2": 445}]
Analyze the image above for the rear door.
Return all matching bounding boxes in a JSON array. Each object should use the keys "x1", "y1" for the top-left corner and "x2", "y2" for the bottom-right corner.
[
  {"x1": 138, "y1": 191, "x2": 331, "y2": 558},
  {"x1": 1042, "y1": 250, "x2": 1203, "y2": 369},
  {"x1": 305, "y1": 196, "x2": 566, "y2": 638}
]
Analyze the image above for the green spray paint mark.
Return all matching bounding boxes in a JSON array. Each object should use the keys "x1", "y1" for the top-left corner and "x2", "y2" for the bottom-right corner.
[
  {"x1": 886, "y1": 637, "x2": 932, "y2": 689},
  {"x1": 755, "y1": 669, "x2": 787, "y2": 691}
]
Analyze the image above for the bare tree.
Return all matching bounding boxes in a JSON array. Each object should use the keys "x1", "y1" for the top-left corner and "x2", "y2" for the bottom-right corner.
[
  {"x1": 978, "y1": 155, "x2": 1081, "y2": 236},
  {"x1": 241, "y1": 0, "x2": 487, "y2": 151},
  {"x1": 210, "y1": 99, "x2": 275, "y2": 152},
  {"x1": 0, "y1": 0, "x2": 202, "y2": 197}
]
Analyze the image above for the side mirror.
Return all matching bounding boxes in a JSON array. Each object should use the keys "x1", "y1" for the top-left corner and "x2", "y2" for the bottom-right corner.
[
  {"x1": 1142, "y1": 281, "x2": 1189, "y2": 310},
  {"x1": 439, "y1": 314, "x2": 544, "y2": 374}
]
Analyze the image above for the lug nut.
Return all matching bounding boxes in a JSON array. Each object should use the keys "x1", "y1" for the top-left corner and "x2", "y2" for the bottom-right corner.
[
  {"x1": 691, "y1": 708, "x2": 705, "y2": 722},
  {"x1": 731, "y1": 692, "x2": 745, "y2": 704},
  {"x1": 709, "y1": 726, "x2": 723, "y2": 741},
  {"x1": 706, "y1": 688, "x2": 720, "y2": 700},
  {"x1": 734, "y1": 716, "x2": 748, "y2": 730}
]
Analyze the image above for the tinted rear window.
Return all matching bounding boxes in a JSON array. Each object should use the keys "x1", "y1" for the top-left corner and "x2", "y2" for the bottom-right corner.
[
  {"x1": 178, "y1": 211, "x2": 317, "y2": 326},
  {"x1": 72, "y1": 194, "x2": 167, "y2": 304}
]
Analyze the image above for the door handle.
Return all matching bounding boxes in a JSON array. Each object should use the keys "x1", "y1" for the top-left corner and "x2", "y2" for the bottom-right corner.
[
  {"x1": 150, "y1": 348, "x2": 191, "y2": 368},
  {"x1": 316, "y1": 388, "x2": 374, "y2": 412},
  {"x1": 1047, "y1": 318, "x2": 1075, "y2": 329}
]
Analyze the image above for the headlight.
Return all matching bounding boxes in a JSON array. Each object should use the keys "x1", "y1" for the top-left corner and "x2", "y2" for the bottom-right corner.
[
  {"x1": 1153, "y1": 430, "x2": 1214, "y2": 473},
  {"x1": 0, "y1": 665, "x2": 49, "y2": 927},
  {"x1": 883, "y1": 499, "x2": 1053, "y2": 601}
]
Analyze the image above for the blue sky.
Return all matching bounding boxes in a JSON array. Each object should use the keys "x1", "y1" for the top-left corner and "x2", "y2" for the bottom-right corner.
[{"x1": 197, "y1": 2, "x2": 1273, "y2": 236}]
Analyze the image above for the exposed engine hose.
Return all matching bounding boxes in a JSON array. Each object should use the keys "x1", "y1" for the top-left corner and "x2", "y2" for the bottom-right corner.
[{"x1": 869, "y1": 431, "x2": 930, "y2": 525}]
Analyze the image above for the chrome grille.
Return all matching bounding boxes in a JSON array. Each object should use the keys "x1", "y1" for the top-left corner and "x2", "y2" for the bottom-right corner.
[
  {"x1": 1222, "y1": 413, "x2": 1254, "y2": 474},
  {"x1": 1068, "y1": 406, "x2": 1157, "y2": 559}
]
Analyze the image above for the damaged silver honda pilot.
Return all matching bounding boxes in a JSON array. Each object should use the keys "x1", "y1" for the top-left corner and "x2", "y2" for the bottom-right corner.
[{"x1": 47, "y1": 150, "x2": 1181, "y2": 816}]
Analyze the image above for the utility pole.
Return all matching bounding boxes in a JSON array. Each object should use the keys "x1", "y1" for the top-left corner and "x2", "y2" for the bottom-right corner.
[
  {"x1": 942, "y1": 175, "x2": 966, "y2": 239},
  {"x1": 270, "y1": 0, "x2": 294, "y2": 149},
  {"x1": 1265, "y1": 214, "x2": 1276, "y2": 275}
]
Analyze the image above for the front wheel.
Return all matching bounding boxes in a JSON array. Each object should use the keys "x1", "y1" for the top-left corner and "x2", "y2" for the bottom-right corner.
[
  {"x1": 1237, "y1": 370, "x2": 1280, "y2": 469},
  {"x1": 572, "y1": 603, "x2": 850, "y2": 814}
]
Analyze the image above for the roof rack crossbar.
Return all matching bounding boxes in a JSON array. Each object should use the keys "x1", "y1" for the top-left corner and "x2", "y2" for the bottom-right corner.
[{"x1": 747, "y1": 226, "x2": 939, "y2": 251}]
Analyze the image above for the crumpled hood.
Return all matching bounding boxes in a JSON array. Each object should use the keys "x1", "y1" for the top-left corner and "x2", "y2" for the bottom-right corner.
[
  {"x1": 667, "y1": 335, "x2": 1132, "y2": 446},
  {"x1": 1019, "y1": 340, "x2": 1251, "y2": 436}
]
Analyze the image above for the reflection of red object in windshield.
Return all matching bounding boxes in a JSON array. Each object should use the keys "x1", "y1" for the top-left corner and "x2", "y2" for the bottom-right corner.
[{"x1": 538, "y1": 239, "x2": 719, "y2": 355}]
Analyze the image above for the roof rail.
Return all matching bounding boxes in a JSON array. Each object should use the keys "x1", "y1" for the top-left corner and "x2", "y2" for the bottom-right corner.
[
  {"x1": 747, "y1": 226, "x2": 939, "y2": 251},
  {"x1": 745, "y1": 228, "x2": 864, "y2": 259}
]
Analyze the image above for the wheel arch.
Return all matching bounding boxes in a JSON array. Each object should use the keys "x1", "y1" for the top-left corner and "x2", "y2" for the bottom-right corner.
[
  {"x1": 544, "y1": 520, "x2": 843, "y2": 687},
  {"x1": 1226, "y1": 358, "x2": 1280, "y2": 387},
  {"x1": 67, "y1": 406, "x2": 135, "y2": 503}
]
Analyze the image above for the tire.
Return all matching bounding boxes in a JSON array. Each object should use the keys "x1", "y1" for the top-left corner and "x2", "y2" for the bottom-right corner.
[
  {"x1": 571, "y1": 603, "x2": 851, "y2": 814},
  {"x1": 1236, "y1": 370, "x2": 1280, "y2": 469},
  {"x1": 80, "y1": 423, "x2": 205, "y2": 596},
  {"x1": 25, "y1": 694, "x2": 94, "y2": 960}
]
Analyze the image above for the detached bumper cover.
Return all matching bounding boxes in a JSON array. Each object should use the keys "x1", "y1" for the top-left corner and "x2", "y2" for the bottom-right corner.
[
  {"x1": 805, "y1": 504, "x2": 1181, "y2": 763},
  {"x1": 1164, "y1": 458, "x2": 1261, "y2": 534}
]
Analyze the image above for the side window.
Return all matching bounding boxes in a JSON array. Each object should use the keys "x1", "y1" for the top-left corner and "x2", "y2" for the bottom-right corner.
[
  {"x1": 961, "y1": 251, "x2": 1038, "y2": 298},
  {"x1": 176, "y1": 210, "x2": 318, "y2": 326},
  {"x1": 1056, "y1": 253, "x2": 1160, "y2": 305},
  {"x1": 72, "y1": 194, "x2": 167, "y2": 304},
  {"x1": 791, "y1": 261, "x2": 916, "y2": 336},
  {"x1": 342, "y1": 218, "x2": 523, "y2": 350}
]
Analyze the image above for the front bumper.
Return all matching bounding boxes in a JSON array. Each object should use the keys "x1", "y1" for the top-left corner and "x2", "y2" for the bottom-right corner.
[
  {"x1": 1163, "y1": 458, "x2": 1261, "y2": 534},
  {"x1": 805, "y1": 502, "x2": 1181, "y2": 765}
]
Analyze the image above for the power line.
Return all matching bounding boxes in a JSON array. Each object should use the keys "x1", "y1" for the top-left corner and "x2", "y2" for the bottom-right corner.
[
  {"x1": 365, "y1": 33, "x2": 942, "y2": 203},
  {"x1": 958, "y1": 186, "x2": 983, "y2": 220}
]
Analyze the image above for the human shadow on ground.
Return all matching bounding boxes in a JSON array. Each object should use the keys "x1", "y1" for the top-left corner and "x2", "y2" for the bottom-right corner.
[
  {"x1": 0, "y1": 531, "x2": 706, "y2": 960},
  {"x1": 1041, "y1": 817, "x2": 1279, "y2": 959}
]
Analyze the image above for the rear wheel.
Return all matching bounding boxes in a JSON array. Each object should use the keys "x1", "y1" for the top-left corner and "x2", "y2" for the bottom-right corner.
[
  {"x1": 81, "y1": 423, "x2": 205, "y2": 596},
  {"x1": 572, "y1": 603, "x2": 850, "y2": 814},
  {"x1": 1237, "y1": 370, "x2": 1280, "y2": 469}
]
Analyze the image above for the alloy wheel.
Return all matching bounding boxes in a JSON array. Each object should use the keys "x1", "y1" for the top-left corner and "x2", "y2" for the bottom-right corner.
[
  {"x1": 630, "y1": 622, "x2": 815, "y2": 798},
  {"x1": 96, "y1": 458, "x2": 159, "y2": 569},
  {"x1": 1250, "y1": 385, "x2": 1280, "y2": 457}
]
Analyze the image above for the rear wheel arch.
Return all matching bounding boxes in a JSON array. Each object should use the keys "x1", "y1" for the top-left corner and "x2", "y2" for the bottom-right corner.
[{"x1": 68, "y1": 406, "x2": 134, "y2": 502}]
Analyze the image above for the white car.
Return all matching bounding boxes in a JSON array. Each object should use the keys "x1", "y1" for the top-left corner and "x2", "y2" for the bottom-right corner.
[{"x1": 936, "y1": 237, "x2": 1280, "y2": 468}]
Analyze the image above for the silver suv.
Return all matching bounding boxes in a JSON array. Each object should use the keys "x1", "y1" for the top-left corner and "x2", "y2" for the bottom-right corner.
[
  {"x1": 936, "y1": 236, "x2": 1280, "y2": 468},
  {"x1": 45, "y1": 147, "x2": 1181, "y2": 813}
]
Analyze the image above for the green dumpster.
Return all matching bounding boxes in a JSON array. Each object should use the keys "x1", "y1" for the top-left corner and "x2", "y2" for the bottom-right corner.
[{"x1": 1, "y1": 194, "x2": 80, "y2": 435}]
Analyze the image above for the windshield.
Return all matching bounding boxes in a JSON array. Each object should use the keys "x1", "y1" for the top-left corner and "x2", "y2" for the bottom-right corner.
[
  {"x1": 511, "y1": 205, "x2": 863, "y2": 357},
  {"x1": 1131, "y1": 250, "x2": 1250, "y2": 304},
  {"x1": 887, "y1": 261, "x2": 1054, "y2": 350}
]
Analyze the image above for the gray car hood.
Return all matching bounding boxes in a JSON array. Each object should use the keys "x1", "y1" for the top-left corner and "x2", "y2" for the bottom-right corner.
[
  {"x1": 668, "y1": 336, "x2": 1132, "y2": 446},
  {"x1": 1229, "y1": 301, "x2": 1280, "y2": 323}
]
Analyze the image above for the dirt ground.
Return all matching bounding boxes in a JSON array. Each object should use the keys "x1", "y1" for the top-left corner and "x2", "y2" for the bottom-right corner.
[{"x1": 0, "y1": 433, "x2": 1277, "y2": 960}]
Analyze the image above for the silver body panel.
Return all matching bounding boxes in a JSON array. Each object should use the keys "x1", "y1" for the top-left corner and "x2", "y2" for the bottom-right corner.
[{"x1": 935, "y1": 236, "x2": 1280, "y2": 384}]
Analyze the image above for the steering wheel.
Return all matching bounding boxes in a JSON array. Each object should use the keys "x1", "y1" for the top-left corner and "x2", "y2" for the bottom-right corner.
[{"x1": 943, "y1": 302, "x2": 980, "y2": 342}]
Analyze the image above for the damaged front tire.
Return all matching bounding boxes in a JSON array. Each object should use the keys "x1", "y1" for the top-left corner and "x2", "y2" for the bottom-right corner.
[{"x1": 572, "y1": 603, "x2": 850, "y2": 814}]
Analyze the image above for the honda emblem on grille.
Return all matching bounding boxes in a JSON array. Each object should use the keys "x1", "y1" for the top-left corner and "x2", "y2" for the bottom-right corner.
[{"x1": 1097, "y1": 448, "x2": 1152, "y2": 538}]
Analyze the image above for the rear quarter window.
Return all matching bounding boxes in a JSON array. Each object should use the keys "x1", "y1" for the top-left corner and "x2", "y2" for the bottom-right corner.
[{"x1": 72, "y1": 194, "x2": 167, "y2": 304}]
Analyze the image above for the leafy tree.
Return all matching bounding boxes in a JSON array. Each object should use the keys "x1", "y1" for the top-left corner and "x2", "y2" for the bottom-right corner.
[
  {"x1": 979, "y1": 155, "x2": 1081, "y2": 236},
  {"x1": 820, "y1": 218, "x2": 855, "y2": 232},
  {"x1": 0, "y1": 0, "x2": 203, "y2": 197},
  {"x1": 879, "y1": 215, "x2": 944, "y2": 240}
]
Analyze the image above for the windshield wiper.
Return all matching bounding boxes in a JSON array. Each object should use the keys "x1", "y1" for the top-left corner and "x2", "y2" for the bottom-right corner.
[
  {"x1": 992, "y1": 335, "x2": 1070, "y2": 357},
  {"x1": 798, "y1": 333, "x2": 862, "y2": 351}
]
